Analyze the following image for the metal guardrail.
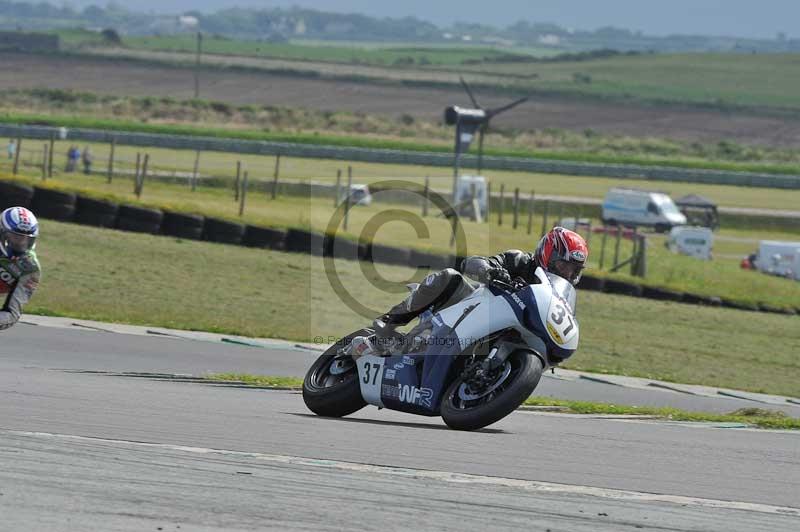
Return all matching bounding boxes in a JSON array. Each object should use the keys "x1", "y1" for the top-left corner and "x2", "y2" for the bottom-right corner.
[{"x1": 2, "y1": 123, "x2": 800, "y2": 190}]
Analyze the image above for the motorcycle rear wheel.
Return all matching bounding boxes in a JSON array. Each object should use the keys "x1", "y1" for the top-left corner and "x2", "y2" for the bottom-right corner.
[
  {"x1": 441, "y1": 350, "x2": 543, "y2": 431},
  {"x1": 302, "y1": 328, "x2": 370, "y2": 418}
]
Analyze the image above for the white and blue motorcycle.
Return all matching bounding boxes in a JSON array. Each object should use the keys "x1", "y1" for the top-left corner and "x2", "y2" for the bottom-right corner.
[{"x1": 303, "y1": 267, "x2": 579, "y2": 431}]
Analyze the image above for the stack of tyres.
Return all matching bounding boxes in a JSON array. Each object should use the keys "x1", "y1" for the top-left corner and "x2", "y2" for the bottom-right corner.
[
  {"x1": 203, "y1": 217, "x2": 245, "y2": 245},
  {"x1": 74, "y1": 196, "x2": 119, "y2": 228},
  {"x1": 0, "y1": 181, "x2": 34, "y2": 210},
  {"x1": 162, "y1": 211, "x2": 205, "y2": 240},
  {"x1": 116, "y1": 205, "x2": 164, "y2": 234},
  {"x1": 31, "y1": 187, "x2": 76, "y2": 222}
]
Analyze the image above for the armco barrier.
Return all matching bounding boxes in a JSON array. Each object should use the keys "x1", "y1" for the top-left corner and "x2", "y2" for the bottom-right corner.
[
  {"x1": 2, "y1": 123, "x2": 800, "y2": 190},
  {"x1": 5, "y1": 180, "x2": 795, "y2": 315}
]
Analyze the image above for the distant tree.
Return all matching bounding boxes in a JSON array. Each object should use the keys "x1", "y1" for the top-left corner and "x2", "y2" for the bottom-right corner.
[{"x1": 101, "y1": 28, "x2": 121, "y2": 45}]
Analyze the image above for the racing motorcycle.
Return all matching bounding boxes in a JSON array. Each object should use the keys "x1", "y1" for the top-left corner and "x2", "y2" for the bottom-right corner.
[{"x1": 303, "y1": 267, "x2": 579, "y2": 431}]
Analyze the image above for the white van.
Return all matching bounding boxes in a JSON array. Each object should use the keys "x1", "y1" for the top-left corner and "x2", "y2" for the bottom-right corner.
[
  {"x1": 602, "y1": 188, "x2": 687, "y2": 232},
  {"x1": 753, "y1": 241, "x2": 800, "y2": 280},
  {"x1": 667, "y1": 226, "x2": 713, "y2": 260}
]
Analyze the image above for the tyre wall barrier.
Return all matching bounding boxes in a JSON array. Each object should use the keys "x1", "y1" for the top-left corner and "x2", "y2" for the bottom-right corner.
[
  {"x1": 284, "y1": 228, "x2": 325, "y2": 256},
  {"x1": 578, "y1": 274, "x2": 605, "y2": 292},
  {"x1": 367, "y1": 243, "x2": 411, "y2": 266},
  {"x1": 31, "y1": 187, "x2": 76, "y2": 222},
  {"x1": 74, "y1": 195, "x2": 119, "y2": 228},
  {"x1": 0, "y1": 181, "x2": 34, "y2": 210},
  {"x1": 2, "y1": 123, "x2": 799, "y2": 190},
  {"x1": 162, "y1": 211, "x2": 205, "y2": 240},
  {"x1": 116, "y1": 204, "x2": 163, "y2": 234},
  {"x1": 243, "y1": 225, "x2": 286, "y2": 250},
  {"x1": 641, "y1": 285, "x2": 684, "y2": 303},
  {"x1": 203, "y1": 217, "x2": 245, "y2": 245},
  {"x1": 5, "y1": 180, "x2": 792, "y2": 316},
  {"x1": 603, "y1": 279, "x2": 644, "y2": 297}
]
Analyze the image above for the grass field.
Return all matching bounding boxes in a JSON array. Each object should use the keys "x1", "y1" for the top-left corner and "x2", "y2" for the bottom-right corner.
[
  {"x1": 31, "y1": 219, "x2": 800, "y2": 397},
  {"x1": 8, "y1": 90, "x2": 800, "y2": 171},
  {"x1": 4, "y1": 137, "x2": 800, "y2": 214},
  {"x1": 6, "y1": 170, "x2": 800, "y2": 310},
  {"x1": 75, "y1": 32, "x2": 800, "y2": 111},
  {"x1": 123, "y1": 34, "x2": 537, "y2": 66}
]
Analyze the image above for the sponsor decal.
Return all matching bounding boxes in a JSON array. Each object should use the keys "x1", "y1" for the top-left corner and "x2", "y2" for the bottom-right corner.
[
  {"x1": 393, "y1": 363, "x2": 405, "y2": 370},
  {"x1": 0, "y1": 267, "x2": 15, "y2": 286},
  {"x1": 384, "y1": 369, "x2": 396, "y2": 380},
  {"x1": 398, "y1": 384, "x2": 433, "y2": 408},
  {"x1": 510, "y1": 293, "x2": 525, "y2": 309},
  {"x1": 431, "y1": 315, "x2": 444, "y2": 327},
  {"x1": 546, "y1": 322, "x2": 564, "y2": 345},
  {"x1": 401, "y1": 355, "x2": 416, "y2": 366}
]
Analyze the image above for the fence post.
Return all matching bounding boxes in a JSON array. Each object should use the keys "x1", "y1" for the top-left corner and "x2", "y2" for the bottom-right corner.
[
  {"x1": 512, "y1": 187, "x2": 520, "y2": 229},
  {"x1": 344, "y1": 168, "x2": 353, "y2": 231},
  {"x1": 12, "y1": 137, "x2": 21, "y2": 175},
  {"x1": 133, "y1": 152, "x2": 141, "y2": 191},
  {"x1": 41, "y1": 143, "x2": 48, "y2": 180},
  {"x1": 527, "y1": 190, "x2": 535, "y2": 235},
  {"x1": 613, "y1": 226, "x2": 622, "y2": 270},
  {"x1": 599, "y1": 227, "x2": 608, "y2": 270},
  {"x1": 191, "y1": 150, "x2": 200, "y2": 192},
  {"x1": 272, "y1": 154, "x2": 281, "y2": 200},
  {"x1": 637, "y1": 236, "x2": 648, "y2": 278},
  {"x1": 498, "y1": 184, "x2": 504, "y2": 226},
  {"x1": 239, "y1": 171, "x2": 248, "y2": 216},
  {"x1": 234, "y1": 160, "x2": 241, "y2": 201},
  {"x1": 136, "y1": 154, "x2": 149, "y2": 198},
  {"x1": 106, "y1": 138, "x2": 115, "y2": 183},
  {"x1": 422, "y1": 176, "x2": 429, "y2": 217},
  {"x1": 540, "y1": 200, "x2": 549, "y2": 236},
  {"x1": 47, "y1": 136, "x2": 55, "y2": 178},
  {"x1": 555, "y1": 203, "x2": 563, "y2": 227},
  {"x1": 485, "y1": 181, "x2": 491, "y2": 222},
  {"x1": 334, "y1": 169, "x2": 341, "y2": 207}
]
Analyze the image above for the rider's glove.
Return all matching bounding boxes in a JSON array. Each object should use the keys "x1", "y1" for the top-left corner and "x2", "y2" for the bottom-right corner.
[{"x1": 480, "y1": 267, "x2": 512, "y2": 285}]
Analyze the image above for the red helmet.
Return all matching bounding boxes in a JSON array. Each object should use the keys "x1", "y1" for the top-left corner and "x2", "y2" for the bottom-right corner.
[{"x1": 534, "y1": 227, "x2": 589, "y2": 285}]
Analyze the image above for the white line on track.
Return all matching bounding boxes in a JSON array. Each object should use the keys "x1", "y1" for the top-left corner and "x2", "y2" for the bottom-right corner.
[{"x1": 5, "y1": 429, "x2": 799, "y2": 518}]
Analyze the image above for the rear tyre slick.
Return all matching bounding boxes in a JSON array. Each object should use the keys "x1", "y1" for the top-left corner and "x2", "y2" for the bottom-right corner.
[
  {"x1": 302, "y1": 328, "x2": 370, "y2": 418},
  {"x1": 441, "y1": 350, "x2": 543, "y2": 431}
]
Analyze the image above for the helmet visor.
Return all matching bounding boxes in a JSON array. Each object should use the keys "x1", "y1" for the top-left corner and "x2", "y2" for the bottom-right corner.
[
  {"x1": 552, "y1": 260, "x2": 584, "y2": 285},
  {"x1": 4, "y1": 232, "x2": 35, "y2": 255}
]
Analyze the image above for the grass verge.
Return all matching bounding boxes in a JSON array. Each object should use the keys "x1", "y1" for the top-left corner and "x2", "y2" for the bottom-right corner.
[
  {"x1": 524, "y1": 397, "x2": 799, "y2": 430},
  {"x1": 4, "y1": 110, "x2": 800, "y2": 177},
  {"x1": 200, "y1": 373, "x2": 799, "y2": 430}
]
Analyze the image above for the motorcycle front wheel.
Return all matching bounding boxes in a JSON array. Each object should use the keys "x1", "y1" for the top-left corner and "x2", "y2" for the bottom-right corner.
[
  {"x1": 302, "y1": 328, "x2": 370, "y2": 418},
  {"x1": 440, "y1": 350, "x2": 543, "y2": 431}
]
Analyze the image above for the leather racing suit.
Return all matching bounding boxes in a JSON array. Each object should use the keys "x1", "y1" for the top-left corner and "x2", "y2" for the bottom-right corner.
[
  {"x1": 382, "y1": 249, "x2": 539, "y2": 326},
  {"x1": 0, "y1": 251, "x2": 41, "y2": 331}
]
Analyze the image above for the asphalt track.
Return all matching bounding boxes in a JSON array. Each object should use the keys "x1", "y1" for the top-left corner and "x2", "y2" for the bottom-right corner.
[{"x1": 1, "y1": 323, "x2": 798, "y2": 531}]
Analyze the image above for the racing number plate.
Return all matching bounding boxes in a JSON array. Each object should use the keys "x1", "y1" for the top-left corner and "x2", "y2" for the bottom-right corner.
[
  {"x1": 546, "y1": 298, "x2": 578, "y2": 346},
  {"x1": 356, "y1": 355, "x2": 386, "y2": 407}
]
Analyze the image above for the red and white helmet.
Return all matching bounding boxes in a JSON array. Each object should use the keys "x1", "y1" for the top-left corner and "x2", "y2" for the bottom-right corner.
[{"x1": 534, "y1": 227, "x2": 588, "y2": 285}]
